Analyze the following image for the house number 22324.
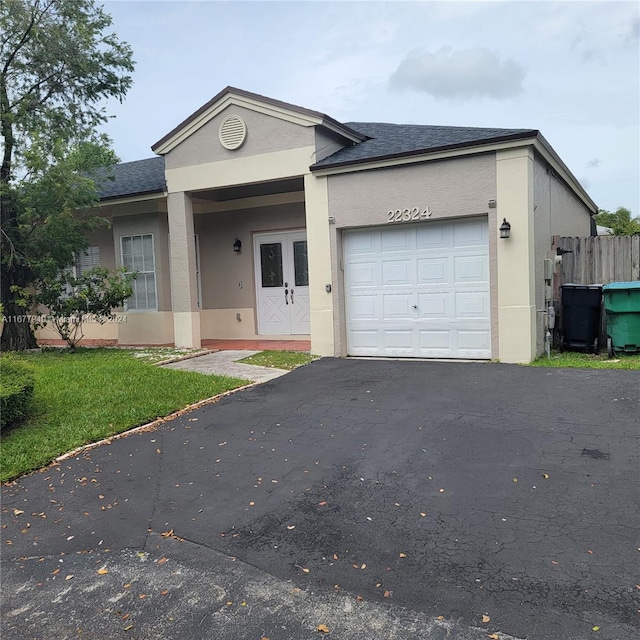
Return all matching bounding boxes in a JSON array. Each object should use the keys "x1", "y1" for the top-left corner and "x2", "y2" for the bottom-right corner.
[{"x1": 387, "y1": 207, "x2": 432, "y2": 223}]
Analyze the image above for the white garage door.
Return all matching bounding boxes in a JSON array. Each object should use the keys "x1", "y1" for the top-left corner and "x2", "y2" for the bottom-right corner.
[{"x1": 344, "y1": 218, "x2": 491, "y2": 359}]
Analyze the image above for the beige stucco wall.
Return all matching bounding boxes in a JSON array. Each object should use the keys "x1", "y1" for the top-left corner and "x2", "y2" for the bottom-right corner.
[
  {"x1": 496, "y1": 147, "x2": 536, "y2": 363},
  {"x1": 325, "y1": 154, "x2": 498, "y2": 357},
  {"x1": 314, "y1": 128, "x2": 349, "y2": 163},
  {"x1": 112, "y1": 211, "x2": 172, "y2": 312},
  {"x1": 165, "y1": 105, "x2": 316, "y2": 171},
  {"x1": 532, "y1": 152, "x2": 593, "y2": 355}
]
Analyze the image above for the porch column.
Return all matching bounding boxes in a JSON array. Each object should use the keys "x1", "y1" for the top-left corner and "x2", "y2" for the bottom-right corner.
[
  {"x1": 167, "y1": 191, "x2": 201, "y2": 348},
  {"x1": 304, "y1": 173, "x2": 334, "y2": 356},
  {"x1": 496, "y1": 147, "x2": 536, "y2": 363}
]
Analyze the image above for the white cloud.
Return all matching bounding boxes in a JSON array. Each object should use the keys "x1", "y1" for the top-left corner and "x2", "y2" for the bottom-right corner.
[{"x1": 389, "y1": 47, "x2": 525, "y2": 100}]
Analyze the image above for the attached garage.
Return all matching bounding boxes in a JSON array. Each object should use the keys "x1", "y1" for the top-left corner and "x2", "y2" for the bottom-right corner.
[{"x1": 343, "y1": 218, "x2": 491, "y2": 359}]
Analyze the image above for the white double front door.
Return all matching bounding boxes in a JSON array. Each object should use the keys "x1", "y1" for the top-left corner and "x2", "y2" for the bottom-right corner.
[{"x1": 254, "y1": 230, "x2": 310, "y2": 335}]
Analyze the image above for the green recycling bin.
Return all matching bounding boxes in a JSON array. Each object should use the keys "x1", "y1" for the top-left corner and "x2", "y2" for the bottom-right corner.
[{"x1": 602, "y1": 281, "x2": 640, "y2": 357}]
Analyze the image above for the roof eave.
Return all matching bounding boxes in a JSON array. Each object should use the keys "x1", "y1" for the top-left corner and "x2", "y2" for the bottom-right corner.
[{"x1": 310, "y1": 130, "x2": 538, "y2": 171}]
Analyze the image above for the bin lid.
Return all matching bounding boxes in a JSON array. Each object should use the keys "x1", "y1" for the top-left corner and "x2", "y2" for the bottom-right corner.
[
  {"x1": 603, "y1": 281, "x2": 640, "y2": 291},
  {"x1": 561, "y1": 283, "x2": 603, "y2": 289}
]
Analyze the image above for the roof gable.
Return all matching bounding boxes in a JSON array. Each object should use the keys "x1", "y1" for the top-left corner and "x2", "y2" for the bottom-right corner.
[{"x1": 151, "y1": 86, "x2": 366, "y2": 155}]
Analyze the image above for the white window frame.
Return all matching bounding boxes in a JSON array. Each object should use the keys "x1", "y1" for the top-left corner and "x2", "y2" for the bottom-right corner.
[{"x1": 120, "y1": 233, "x2": 158, "y2": 311}]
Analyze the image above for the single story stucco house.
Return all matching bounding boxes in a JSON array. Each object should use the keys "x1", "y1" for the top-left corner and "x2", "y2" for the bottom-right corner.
[{"x1": 38, "y1": 86, "x2": 597, "y2": 363}]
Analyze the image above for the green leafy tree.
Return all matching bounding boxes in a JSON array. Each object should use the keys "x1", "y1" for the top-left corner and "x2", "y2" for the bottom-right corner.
[
  {"x1": 32, "y1": 266, "x2": 135, "y2": 352},
  {"x1": 1, "y1": 0, "x2": 134, "y2": 350},
  {"x1": 594, "y1": 207, "x2": 640, "y2": 236}
]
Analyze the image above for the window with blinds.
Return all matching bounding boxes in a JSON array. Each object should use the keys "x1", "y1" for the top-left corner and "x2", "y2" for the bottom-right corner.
[
  {"x1": 121, "y1": 234, "x2": 157, "y2": 311},
  {"x1": 75, "y1": 246, "x2": 100, "y2": 276}
]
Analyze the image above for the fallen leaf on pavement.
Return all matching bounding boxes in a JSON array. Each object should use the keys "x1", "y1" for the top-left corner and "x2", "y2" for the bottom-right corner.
[
  {"x1": 420, "y1": 512, "x2": 427, "y2": 517},
  {"x1": 399, "y1": 553, "x2": 407, "y2": 558},
  {"x1": 160, "y1": 589, "x2": 169, "y2": 595},
  {"x1": 318, "y1": 501, "x2": 328, "y2": 506},
  {"x1": 302, "y1": 567, "x2": 310, "y2": 573},
  {"x1": 437, "y1": 616, "x2": 444, "y2": 621},
  {"x1": 487, "y1": 634, "x2": 500, "y2": 639},
  {"x1": 317, "y1": 624, "x2": 330, "y2": 633},
  {"x1": 161, "y1": 529, "x2": 174, "y2": 538},
  {"x1": 592, "y1": 626, "x2": 600, "y2": 632},
  {"x1": 51, "y1": 568, "x2": 60, "y2": 575},
  {"x1": 482, "y1": 614, "x2": 491, "y2": 623},
  {"x1": 12, "y1": 509, "x2": 24, "y2": 516},
  {"x1": 333, "y1": 553, "x2": 338, "y2": 560},
  {"x1": 287, "y1": 525, "x2": 296, "y2": 530},
  {"x1": 360, "y1": 563, "x2": 366, "y2": 569},
  {"x1": 124, "y1": 624, "x2": 133, "y2": 631},
  {"x1": 543, "y1": 473, "x2": 549, "y2": 479},
  {"x1": 97, "y1": 568, "x2": 109, "y2": 575},
  {"x1": 383, "y1": 590, "x2": 391, "y2": 598},
  {"x1": 157, "y1": 557, "x2": 168, "y2": 565},
  {"x1": 65, "y1": 575, "x2": 73, "y2": 581},
  {"x1": 356, "y1": 595, "x2": 363, "y2": 601}
]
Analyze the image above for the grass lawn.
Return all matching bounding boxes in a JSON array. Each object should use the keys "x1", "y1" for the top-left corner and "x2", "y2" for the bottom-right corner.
[
  {"x1": 237, "y1": 350, "x2": 318, "y2": 370},
  {"x1": 529, "y1": 350, "x2": 640, "y2": 370},
  {"x1": 0, "y1": 348, "x2": 246, "y2": 482}
]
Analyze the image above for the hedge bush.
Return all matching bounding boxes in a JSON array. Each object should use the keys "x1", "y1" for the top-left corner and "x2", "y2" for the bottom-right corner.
[{"x1": 1, "y1": 357, "x2": 35, "y2": 431}]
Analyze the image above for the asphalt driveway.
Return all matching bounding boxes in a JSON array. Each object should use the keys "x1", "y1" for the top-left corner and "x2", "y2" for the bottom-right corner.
[{"x1": 1, "y1": 359, "x2": 639, "y2": 640}]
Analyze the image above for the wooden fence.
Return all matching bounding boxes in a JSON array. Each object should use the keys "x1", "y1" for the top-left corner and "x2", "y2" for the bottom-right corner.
[
  {"x1": 551, "y1": 235, "x2": 640, "y2": 349},
  {"x1": 552, "y1": 235, "x2": 640, "y2": 286}
]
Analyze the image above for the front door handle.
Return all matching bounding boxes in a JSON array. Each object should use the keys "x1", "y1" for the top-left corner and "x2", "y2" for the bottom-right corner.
[
  {"x1": 412, "y1": 305, "x2": 418, "y2": 309},
  {"x1": 284, "y1": 288, "x2": 289, "y2": 304},
  {"x1": 291, "y1": 288, "x2": 294, "y2": 304}
]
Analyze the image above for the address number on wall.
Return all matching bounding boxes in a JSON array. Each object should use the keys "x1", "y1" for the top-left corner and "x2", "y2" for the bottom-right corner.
[{"x1": 387, "y1": 207, "x2": 432, "y2": 223}]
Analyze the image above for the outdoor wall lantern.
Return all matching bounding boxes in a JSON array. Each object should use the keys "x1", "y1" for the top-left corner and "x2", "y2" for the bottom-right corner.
[
  {"x1": 233, "y1": 237, "x2": 242, "y2": 253},
  {"x1": 499, "y1": 218, "x2": 511, "y2": 239}
]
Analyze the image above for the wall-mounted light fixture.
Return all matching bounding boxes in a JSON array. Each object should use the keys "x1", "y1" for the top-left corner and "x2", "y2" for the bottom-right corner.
[
  {"x1": 499, "y1": 218, "x2": 511, "y2": 239},
  {"x1": 233, "y1": 237, "x2": 242, "y2": 253}
]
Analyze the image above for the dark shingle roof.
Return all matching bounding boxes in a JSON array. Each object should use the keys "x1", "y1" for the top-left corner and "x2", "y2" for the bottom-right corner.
[
  {"x1": 95, "y1": 157, "x2": 165, "y2": 200},
  {"x1": 311, "y1": 122, "x2": 538, "y2": 169},
  {"x1": 98, "y1": 123, "x2": 539, "y2": 201}
]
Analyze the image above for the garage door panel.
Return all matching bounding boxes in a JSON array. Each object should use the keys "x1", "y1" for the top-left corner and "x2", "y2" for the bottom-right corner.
[
  {"x1": 381, "y1": 227, "x2": 414, "y2": 252},
  {"x1": 417, "y1": 292, "x2": 450, "y2": 318},
  {"x1": 455, "y1": 292, "x2": 489, "y2": 318},
  {"x1": 382, "y1": 259, "x2": 413, "y2": 286},
  {"x1": 418, "y1": 329, "x2": 451, "y2": 350},
  {"x1": 416, "y1": 224, "x2": 448, "y2": 249},
  {"x1": 383, "y1": 294, "x2": 414, "y2": 319},
  {"x1": 417, "y1": 257, "x2": 449, "y2": 284},
  {"x1": 457, "y1": 330, "x2": 491, "y2": 351},
  {"x1": 453, "y1": 220, "x2": 487, "y2": 247},
  {"x1": 347, "y1": 262, "x2": 378, "y2": 288},
  {"x1": 384, "y1": 330, "x2": 414, "y2": 349},
  {"x1": 345, "y1": 231, "x2": 377, "y2": 255},
  {"x1": 454, "y1": 255, "x2": 488, "y2": 283},
  {"x1": 348, "y1": 294, "x2": 379, "y2": 319},
  {"x1": 344, "y1": 219, "x2": 490, "y2": 359}
]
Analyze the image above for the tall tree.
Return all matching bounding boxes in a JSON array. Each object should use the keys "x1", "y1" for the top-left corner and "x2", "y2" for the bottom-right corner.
[
  {"x1": 1, "y1": 0, "x2": 134, "y2": 350},
  {"x1": 593, "y1": 207, "x2": 640, "y2": 236}
]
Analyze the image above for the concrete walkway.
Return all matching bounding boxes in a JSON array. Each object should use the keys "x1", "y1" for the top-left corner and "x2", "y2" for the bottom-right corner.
[{"x1": 162, "y1": 349, "x2": 290, "y2": 383}]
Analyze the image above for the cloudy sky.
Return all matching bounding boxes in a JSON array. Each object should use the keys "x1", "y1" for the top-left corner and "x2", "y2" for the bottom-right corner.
[{"x1": 102, "y1": 0, "x2": 639, "y2": 214}]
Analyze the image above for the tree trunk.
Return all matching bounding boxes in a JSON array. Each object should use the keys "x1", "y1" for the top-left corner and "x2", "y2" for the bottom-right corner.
[{"x1": 1, "y1": 264, "x2": 38, "y2": 351}]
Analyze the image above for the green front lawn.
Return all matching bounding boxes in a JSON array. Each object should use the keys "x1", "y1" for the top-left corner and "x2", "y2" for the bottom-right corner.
[
  {"x1": 237, "y1": 350, "x2": 318, "y2": 370},
  {"x1": 530, "y1": 350, "x2": 640, "y2": 370},
  {"x1": 0, "y1": 348, "x2": 246, "y2": 482}
]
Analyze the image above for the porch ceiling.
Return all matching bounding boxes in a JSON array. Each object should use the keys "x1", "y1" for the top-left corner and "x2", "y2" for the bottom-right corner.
[{"x1": 192, "y1": 177, "x2": 304, "y2": 203}]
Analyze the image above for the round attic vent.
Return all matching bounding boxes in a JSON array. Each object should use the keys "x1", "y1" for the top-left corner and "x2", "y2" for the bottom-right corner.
[{"x1": 219, "y1": 114, "x2": 247, "y2": 150}]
